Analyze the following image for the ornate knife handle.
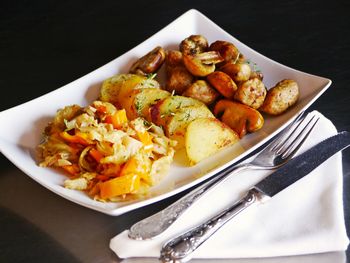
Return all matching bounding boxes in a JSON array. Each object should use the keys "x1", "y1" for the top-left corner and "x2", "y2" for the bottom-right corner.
[
  {"x1": 128, "y1": 164, "x2": 249, "y2": 240},
  {"x1": 160, "y1": 188, "x2": 267, "y2": 263}
]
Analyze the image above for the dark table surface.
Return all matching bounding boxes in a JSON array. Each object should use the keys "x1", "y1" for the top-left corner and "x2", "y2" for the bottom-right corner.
[{"x1": 1, "y1": 0, "x2": 349, "y2": 262}]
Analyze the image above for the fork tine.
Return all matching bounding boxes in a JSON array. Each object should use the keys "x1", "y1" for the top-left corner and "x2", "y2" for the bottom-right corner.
[
  {"x1": 275, "y1": 114, "x2": 317, "y2": 154},
  {"x1": 279, "y1": 114, "x2": 320, "y2": 158},
  {"x1": 269, "y1": 111, "x2": 307, "y2": 151},
  {"x1": 274, "y1": 113, "x2": 317, "y2": 153}
]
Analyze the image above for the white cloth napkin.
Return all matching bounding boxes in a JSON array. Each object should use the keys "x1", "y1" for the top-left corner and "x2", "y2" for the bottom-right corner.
[{"x1": 110, "y1": 111, "x2": 349, "y2": 260}]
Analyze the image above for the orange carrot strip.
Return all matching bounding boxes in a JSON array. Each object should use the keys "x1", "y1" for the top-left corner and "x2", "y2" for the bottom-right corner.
[
  {"x1": 62, "y1": 164, "x2": 80, "y2": 176},
  {"x1": 96, "y1": 174, "x2": 110, "y2": 181},
  {"x1": 119, "y1": 157, "x2": 139, "y2": 177},
  {"x1": 101, "y1": 163, "x2": 122, "y2": 177},
  {"x1": 104, "y1": 115, "x2": 113, "y2": 124},
  {"x1": 137, "y1": 130, "x2": 153, "y2": 151},
  {"x1": 99, "y1": 174, "x2": 140, "y2": 199},
  {"x1": 89, "y1": 148, "x2": 104, "y2": 163},
  {"x1": 60, "y1": 131, "x2": 92, "y2": 146},
  {"x1": 106, "y1": 109, "x2": 128, "y2": 129},
  {"x1": 96, "y1": 105, "x2": 107, "y2": 113}
]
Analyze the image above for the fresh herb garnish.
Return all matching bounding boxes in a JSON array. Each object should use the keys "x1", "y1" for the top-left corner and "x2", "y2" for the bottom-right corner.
[
  {"x1": 135, "y1": 100, "x2": 142, "y2": 112},
  {"x1": 246, "y1": 59, "x2": 261, "y2": 72},
  {"x1": 146, "y1": 73, "x2": 157, "y2": 80}
]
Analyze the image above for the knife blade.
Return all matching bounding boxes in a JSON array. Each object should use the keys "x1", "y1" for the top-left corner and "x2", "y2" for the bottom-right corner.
[{"x1": 160, "y1": 131, "x2": 350, "y2": 263}]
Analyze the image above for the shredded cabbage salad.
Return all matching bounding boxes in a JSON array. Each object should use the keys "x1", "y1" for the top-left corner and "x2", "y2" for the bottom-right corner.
[{"x1": 38, "y1": 100, "x2": 176, "y2": 202}]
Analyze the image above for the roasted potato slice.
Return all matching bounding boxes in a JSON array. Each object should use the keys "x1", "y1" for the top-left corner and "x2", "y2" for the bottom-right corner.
[
  {"x1": 220, "y1": 61, "x2": 251, "y2": 83},
  {"x1": 165, "y1": 105, "x2": 214, "y2": 149},
  {"x1": 185, "y1": 118, "x2": 239, "y2": 165},
  {"x1": 260, "y1": 79, "x2": 299, "y2": 115},
  {"x1": 129, "y1": 46, "x2": 166, "y2": 75},
  {"x1": 234, "y1": 78, "x2": 267, "y2": 109},
  {"x1": 207, "y1": 71, "x2": 238, "y2": 99},
  {"x1": 214, "y1": 100, "x2": 264, "y2": 138},
  {"x1": 183, "y1": 51, "x2": 223, "y2": 77},
  {"x1": 180, "y1": 35, "x2": 208, "y2": 55},
  {"x1": 209, "y1": 40, "x2": 243, "y2": 64},
  {"x1": 150, "y1": 95, "x2": 204, "y2": 126},
  {"x1": 100, "y1": 74, "x2": 160, "y2": 107},
  {"x1": 182, "y1": 80, "x2": 219, "y2": 105},
  {"x1": 120, "y1": 88, "x2": 170, "y2": 120}
]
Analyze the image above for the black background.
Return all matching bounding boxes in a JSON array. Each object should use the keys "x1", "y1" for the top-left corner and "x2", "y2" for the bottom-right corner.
[{"x1": 1, "y1": 0, "x2": 349, "y2": 262}]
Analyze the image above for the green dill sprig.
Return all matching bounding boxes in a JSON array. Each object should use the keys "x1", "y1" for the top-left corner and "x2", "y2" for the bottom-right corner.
[
  {"x1": 246, "y1": 59, "x2": 261, "y2": 72},
  {"x1": 146, "y1": 73, "x2": 157, "y2": 80}
]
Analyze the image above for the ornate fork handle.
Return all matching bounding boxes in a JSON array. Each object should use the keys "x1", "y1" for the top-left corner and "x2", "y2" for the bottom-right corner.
[
  {"x1": 128, "y1": 164, "x2": 250, "y2": 240},
  {"x1": 160, "y1": 188, "x2": 268, "y2": 262}
]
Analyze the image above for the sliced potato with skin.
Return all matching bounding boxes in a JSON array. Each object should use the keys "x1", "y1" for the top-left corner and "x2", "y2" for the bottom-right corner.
[
  {"x1": 260, "y1": 79, "x2": 299, "y2": 115},
  {"x1": 165, "y1": 105, "x2": 214, "y2": 149},
  {"x1": 214, "y1": 100, "x2": 264, "y2": 138},
  {"x1": 99, "y1": 74, "x2": 160, "y2": 107},
  {"x1": 150, "y1": 95, "x2": 204, "y2": 126},
  {"x1": 186, "y1": 117, "x2": 239, "y2": 165},
  {"x1": 121, "y1": 88, "x2": 170, "y2": 120},
  {"x1": 207, "y1": 71, "x2": 237, "y2": 99}
]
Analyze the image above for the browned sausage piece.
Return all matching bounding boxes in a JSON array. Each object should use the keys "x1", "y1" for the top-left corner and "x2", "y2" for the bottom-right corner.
[
  {"x1": 260, "y1": 79, "x2": 299, "y2": 115},
  {"x1": 166, "y1": 50, "x2": 183, "y2": 67},
  {"x1": 165, "y1": 50, "x2": 195, "y2": 94},
  {"x1": 234, "y1": 78, "x2": 267, "y2": 109},
  {"x1": 166, "y1": 66, "x2": 195, "y2": 94},
  {"x1": 182, "y1": 80, "x2": 219, "y2": 105}
]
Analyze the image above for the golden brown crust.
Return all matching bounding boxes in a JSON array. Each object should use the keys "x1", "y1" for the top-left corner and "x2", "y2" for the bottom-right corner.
[
  {"x1": 180, "y1": 35, "x2": 208, "y2": 55},
  {"x1": 209, "y1": 40, "x2": 243, "y2": 65},
  {"x1": 182, "y1": 51, "x2": 223, "y2": 77},
  {"x1": 214, "y1": 100, "x2": 264, "y2": 138},
  {"x1": 166, "y1": 66, "x2": 195, "y2": 94},
  {"x1": 182, "y1": 80, "x2": 219, "y2": 105},
  {"x1": 220, "y1": 61, "x2": 251, "y2": 83},
  {"x1": 166, "y1": 50, "x2": 183, "y2": 67},
  {"x1": 129, "y1": 46, "x2": 166, "y2": 75},
  {"x1": 260, "y1": 79, "x2": 299, "y2": 115},
  {"x1": 207, "y1": 71, "x2": 237, "y2": 99},
  {"x1": 165, "y1": 50, "x2": 195, "y2": 93},
  {"x1": 234, "y1": 78, "x2": 267, "y2": 109}
]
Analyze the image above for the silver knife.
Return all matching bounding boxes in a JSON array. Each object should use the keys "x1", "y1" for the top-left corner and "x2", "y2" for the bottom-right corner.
[{"x1": 160, "y1": 131, "x2": 350, "y2": 263}]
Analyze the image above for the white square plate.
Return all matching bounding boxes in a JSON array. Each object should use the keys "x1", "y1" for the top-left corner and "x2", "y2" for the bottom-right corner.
[{"x1": 0, "y1": 9, "x2": 331, "y2": 216}]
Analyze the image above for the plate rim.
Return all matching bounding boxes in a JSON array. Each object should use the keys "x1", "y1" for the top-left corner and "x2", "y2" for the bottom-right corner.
[{"x1": 0, "y1": 9, "x2": 332, "y2": 216}]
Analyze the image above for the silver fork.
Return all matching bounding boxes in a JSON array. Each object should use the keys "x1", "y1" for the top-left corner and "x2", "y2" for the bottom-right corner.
[{"x1": 128, "y1": 111, "x2": 319, "y2": 240}]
